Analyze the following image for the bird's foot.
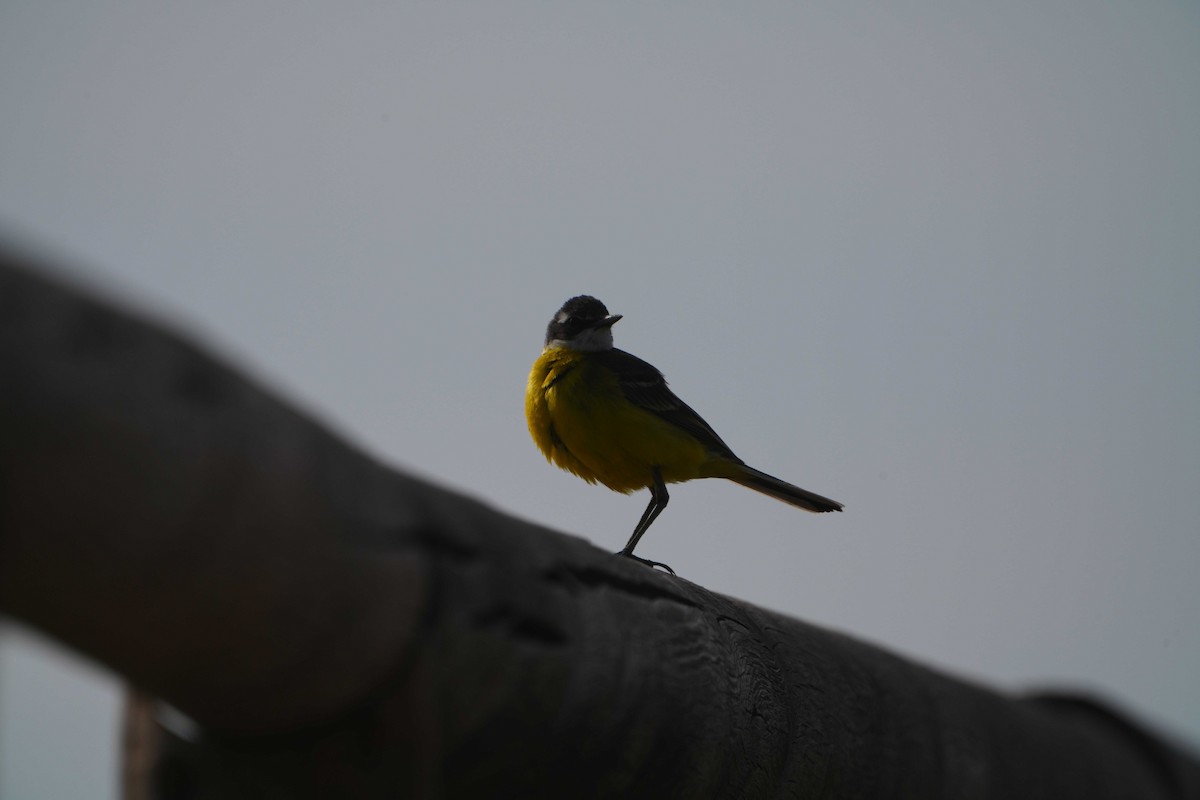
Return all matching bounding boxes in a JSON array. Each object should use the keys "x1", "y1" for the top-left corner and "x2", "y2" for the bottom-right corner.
[{"x1": 615, "y1": 550, "x2": 676, "y2": 576}]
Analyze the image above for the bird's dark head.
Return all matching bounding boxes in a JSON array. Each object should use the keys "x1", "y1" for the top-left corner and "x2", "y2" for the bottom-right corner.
[{"x1": 544, "y1": 295, "x2": 622, "y2": 350}]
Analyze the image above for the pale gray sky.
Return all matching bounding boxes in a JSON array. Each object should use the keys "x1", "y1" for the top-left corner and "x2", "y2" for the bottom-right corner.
[{"x1": 1, "y1": 2, "x2": 1198, "y2": 797}]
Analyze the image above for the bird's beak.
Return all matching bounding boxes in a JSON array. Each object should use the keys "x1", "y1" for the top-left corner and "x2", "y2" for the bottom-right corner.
[{"x1": 596, "y1": 314, "x2": 622, "y2": 328}]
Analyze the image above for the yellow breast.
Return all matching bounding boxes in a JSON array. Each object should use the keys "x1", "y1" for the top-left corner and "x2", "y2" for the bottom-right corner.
[{"x1": 525, "y1": 348, "x2": 714, "y2": 493}]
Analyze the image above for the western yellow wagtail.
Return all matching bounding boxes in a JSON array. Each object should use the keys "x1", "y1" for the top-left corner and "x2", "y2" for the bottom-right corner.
[{"x1": 526, "y1": 295, "x2": 842, "y2": 574}]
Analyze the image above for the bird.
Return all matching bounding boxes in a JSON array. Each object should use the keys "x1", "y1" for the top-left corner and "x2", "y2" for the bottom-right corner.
[{"x1": 525, "y1": 295, "x2": 842, "y2": 574}]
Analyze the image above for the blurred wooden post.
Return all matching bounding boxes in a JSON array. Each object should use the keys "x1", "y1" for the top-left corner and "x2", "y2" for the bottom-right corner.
[
  {"x1": 122, "y1": 692, "x2": 161, "y2": 800},
  {"x1": 2, "y1": 245, "x2": 1198, "y2": 799}
]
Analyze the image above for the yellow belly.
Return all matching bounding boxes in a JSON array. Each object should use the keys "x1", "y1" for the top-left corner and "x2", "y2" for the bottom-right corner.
[{"x1": 526, "y1": 348, "x2": 715, "y2": 493}]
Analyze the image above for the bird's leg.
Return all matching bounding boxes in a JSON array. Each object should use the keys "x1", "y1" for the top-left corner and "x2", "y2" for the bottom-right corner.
[
  {"x1": 617, "y1": 468, "x2": 674, "y2": 575},
  {"x1": 621, "y1": 469, "x2": 668, "y2": 555}
]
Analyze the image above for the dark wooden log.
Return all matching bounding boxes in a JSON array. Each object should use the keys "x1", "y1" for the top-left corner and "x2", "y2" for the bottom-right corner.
[{"x1": 1, "y1": 245, "x2": 1197, "y2": 799}]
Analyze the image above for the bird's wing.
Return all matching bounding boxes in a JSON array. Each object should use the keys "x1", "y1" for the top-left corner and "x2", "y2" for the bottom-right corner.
[{"x1": 594, "y1": 348, "x2": 741, "y2": 462}]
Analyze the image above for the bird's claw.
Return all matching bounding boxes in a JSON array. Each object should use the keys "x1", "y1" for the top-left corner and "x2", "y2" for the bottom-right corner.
[{"x1": 615, "y1": 550, "x2": 676, "y2": 576}]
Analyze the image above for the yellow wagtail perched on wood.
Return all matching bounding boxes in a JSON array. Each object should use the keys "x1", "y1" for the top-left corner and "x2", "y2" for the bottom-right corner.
[{"x1": 525, "y1": 295, "x2": 843, "y2": 574}]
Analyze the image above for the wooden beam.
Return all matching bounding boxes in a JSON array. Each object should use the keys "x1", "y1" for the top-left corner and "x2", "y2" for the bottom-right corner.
[{"x1": 1, "y1": 246, "x2": 1196, "y2": 799}]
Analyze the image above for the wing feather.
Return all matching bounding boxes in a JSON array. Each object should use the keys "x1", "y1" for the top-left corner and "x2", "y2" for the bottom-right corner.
[{"x1": 593, "y1": 348, "x2": 741, "y2": 462}]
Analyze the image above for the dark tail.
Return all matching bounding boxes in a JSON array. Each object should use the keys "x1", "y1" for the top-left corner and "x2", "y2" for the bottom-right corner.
[{"x1": 724, "y1": 464, "x2": 844, "y2": 513}]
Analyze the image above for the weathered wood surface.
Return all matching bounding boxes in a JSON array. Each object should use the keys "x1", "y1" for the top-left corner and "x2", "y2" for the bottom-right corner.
[{"x1": 2, "y1": 246, "x2": 1197, "y2": 799}]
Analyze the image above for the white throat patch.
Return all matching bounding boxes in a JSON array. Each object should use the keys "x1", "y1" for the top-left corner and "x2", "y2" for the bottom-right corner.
[{"x1": 547, "y1": 326, "x2": 614, "y2": 352}]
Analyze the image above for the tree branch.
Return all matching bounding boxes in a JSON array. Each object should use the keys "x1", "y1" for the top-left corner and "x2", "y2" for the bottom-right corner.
[{"x1": 1, "y1": 244, "x2": 1197, "y2": 799}]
